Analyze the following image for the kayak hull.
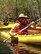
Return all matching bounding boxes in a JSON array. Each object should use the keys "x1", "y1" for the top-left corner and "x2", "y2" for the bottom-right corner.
[
  {"x1": 17, "y1": 35, "x2": 41, "y2": 44},
  {"x1": 1, "y1": 32, "x2": 41, "y2": 44}
]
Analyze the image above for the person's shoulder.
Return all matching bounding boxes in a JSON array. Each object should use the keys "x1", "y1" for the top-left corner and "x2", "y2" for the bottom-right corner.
[
  {"x1": 15, "y1": 23, "x2": 20, "y2": 26},
  {"x1": 16, "y1": 20, "x2": 19, "y2": 23},
  {"x1": 12, "y1": 23, "x2": 20, "y2": 28}
]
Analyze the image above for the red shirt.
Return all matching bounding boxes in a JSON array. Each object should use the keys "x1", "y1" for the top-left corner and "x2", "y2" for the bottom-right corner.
[
  {"x1": 16, "y1": 20, "x2": 28, "y2": 34},
  {"x1": 15, "y1": 19, "x2": 30, "y2": 34}
]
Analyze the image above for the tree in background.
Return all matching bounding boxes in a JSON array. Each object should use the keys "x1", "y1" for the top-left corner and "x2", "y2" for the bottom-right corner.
[{"x1": 0, "y1": 0, "x2": 41, "y2": 22}]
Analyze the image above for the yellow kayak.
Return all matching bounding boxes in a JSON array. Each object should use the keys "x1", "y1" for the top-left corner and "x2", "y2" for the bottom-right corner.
[
  {"x1": 0, "y1": 23, "x2": 41, "y2": 31},
  {"x1": 1, "y1": 32, "x2": 41, "y2": 44},
  {"x1": 0, "y1": 23, "x2": 14, "y2": 29},
  {"x1": 17, "y1": 34, "x2": 41, "y2": 44}
]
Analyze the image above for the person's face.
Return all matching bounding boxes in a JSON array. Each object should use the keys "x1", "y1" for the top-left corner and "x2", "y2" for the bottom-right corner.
[{"x1": 19, "y1": 17, "x2": 26, "y2": 24}]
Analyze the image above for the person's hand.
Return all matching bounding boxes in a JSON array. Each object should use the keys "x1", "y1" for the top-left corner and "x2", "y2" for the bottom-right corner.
[
  {"x1": 17, "y1": 31, "x2": 22, "y2": 35},
  {"x1": 9, "y1": 33, "x2": 16, "y2": 37},
  {"x1": 32, "y1": 21, "x2": 35, "y2": 24}
]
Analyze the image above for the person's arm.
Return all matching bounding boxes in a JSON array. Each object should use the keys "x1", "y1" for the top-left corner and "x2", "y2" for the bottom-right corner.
[{"x1": 9, "y1": 23, "x2": 20, "y2": 36}]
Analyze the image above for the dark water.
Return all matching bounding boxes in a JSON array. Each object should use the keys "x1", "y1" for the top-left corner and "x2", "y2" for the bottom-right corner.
[
  {"x1": 0, "y1": 30, "x2": 41, "y2": 54},
  {"x1": 12, "y1": 42, "x2": 41, "y2": 54}
]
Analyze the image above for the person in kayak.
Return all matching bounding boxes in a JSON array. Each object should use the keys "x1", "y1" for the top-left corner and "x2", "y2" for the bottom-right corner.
[
  {"x1": 9, "y1": 13, "x2": 31, "y2": 36},
  {"x1": 9, "y1": 13, "x2": 36, "y2": 46}
]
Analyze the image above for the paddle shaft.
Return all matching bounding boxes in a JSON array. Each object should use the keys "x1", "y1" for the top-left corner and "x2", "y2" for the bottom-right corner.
[
  {"x1": 3, "y1": 18, "x2": 41, "y2": 42},
  {"x1": 19, "y1": 18, "x2": 41, "y2": 32}
]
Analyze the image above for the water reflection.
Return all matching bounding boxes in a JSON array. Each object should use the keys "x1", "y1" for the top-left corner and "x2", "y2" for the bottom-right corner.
[
  {"x1": 0, "y1": 29, "x2": 41, "y2": 54},
  {"x1": 13, "y1": 42, "x2": 41, "y2": 54}
]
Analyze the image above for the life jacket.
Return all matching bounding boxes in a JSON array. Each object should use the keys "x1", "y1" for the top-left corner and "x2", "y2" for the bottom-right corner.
[{"x1": 15, "y1": 19, "x2": 28, "y2": 34}]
